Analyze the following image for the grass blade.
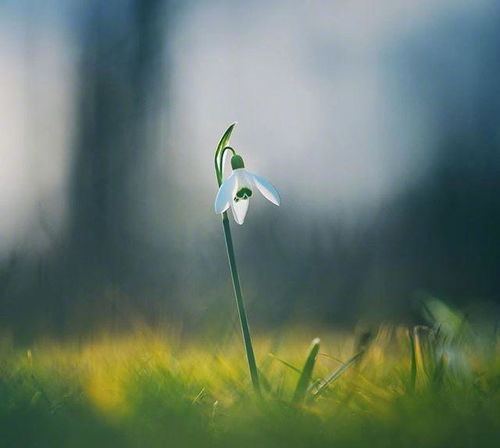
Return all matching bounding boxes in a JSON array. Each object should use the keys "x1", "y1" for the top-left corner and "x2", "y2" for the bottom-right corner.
[
  {"x1": 408, "y1": 327, "x2": 417, "y2": 392},
  {"x1": 310, "y1": 350, "x2": 364, "y2": 400},
  {"x1": 268, "y1": 353, "x2": 302, "y2": 374},
  {"x1": 292, "y1": 338, "x2": 320, "y2": 405}
]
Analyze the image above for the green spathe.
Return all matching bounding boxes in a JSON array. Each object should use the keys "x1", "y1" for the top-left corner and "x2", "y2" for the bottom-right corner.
[{"x1": 231, "y1": 154, "x2": 245, "y2": 169}]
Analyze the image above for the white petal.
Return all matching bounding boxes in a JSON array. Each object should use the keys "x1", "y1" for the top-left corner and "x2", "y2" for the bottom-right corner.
[
  {"x1": 231, "y1": 198, "x2": 250, "y2": 225},
  {"x1": 214, "y1": 173, "x2": 237, "y2": 214},
  {"x1": 250, "y1": 172, "x2": 280, "y2": 206}
]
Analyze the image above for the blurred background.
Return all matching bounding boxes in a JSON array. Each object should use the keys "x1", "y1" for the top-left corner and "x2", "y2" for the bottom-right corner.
[{"x1": 1, "y1": 0, "x2": 499, "y2": 340}]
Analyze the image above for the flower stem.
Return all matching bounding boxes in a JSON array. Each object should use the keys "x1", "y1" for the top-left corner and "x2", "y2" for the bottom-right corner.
[
  {"x1": 221, "y1": 212, "x2": 261, "y2": 394},
  {"x1": 214, "y1": 123, "x2": 260, "y2": 394}
]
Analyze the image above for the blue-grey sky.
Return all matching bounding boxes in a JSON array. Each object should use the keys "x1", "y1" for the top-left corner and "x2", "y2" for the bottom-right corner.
[{"x1": 0, "y1": 0, "x2": 496, "y2": 254}]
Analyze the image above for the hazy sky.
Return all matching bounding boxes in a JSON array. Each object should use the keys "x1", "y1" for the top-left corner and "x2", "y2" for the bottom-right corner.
[
  {"x1": 161, "y1": 0, "x2": 495, "y2": 239},
  {"x1": 0, "y1": 0, "x2": 496, "y2": 255}
]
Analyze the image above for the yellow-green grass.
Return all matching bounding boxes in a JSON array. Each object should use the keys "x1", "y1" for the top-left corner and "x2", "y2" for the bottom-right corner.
[{"x1": 1, "y1": 323, "x2": 500, "y2": 447}]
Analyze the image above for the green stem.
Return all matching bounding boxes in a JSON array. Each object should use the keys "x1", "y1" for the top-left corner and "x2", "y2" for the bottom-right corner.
[
  {"x1": 221, "y1": 212, "x2": 260, "y2": 394},
  {"x1": 215, "y1": 123, "x2": 260, "y2": 394}
]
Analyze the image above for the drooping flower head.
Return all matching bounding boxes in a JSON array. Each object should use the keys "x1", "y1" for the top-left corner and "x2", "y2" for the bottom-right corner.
[{"x1": 215, "y1": 152, "x2": 280, "y2": 225}]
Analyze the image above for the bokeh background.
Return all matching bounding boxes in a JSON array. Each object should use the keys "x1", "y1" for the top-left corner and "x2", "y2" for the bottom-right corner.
[{"x1": 1, "y1": 0, "x2": 499, "y2": 340}]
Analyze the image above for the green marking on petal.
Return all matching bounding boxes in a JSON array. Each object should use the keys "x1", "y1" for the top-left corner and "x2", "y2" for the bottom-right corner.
[{"x1": 235, "y1": 187, "x2": 252, "y2": 201}]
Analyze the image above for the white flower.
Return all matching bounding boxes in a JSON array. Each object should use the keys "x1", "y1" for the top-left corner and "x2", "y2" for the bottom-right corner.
[{"x1": 215, "y1": 162, "x2": 280, "y2": 225}]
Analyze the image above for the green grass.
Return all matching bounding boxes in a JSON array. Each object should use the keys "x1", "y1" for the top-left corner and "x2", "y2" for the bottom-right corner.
[{"x1": 1, "y1": 304, "x2": 500, "y2": 447}]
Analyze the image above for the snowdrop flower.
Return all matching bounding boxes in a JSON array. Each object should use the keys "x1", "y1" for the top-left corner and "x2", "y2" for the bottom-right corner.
[
  {"x1": 215, "y1": 154, "x2": 280, "y2": 225},
  {"x1": 212, "y1": 124, "x2": 279, "y2": 393}
]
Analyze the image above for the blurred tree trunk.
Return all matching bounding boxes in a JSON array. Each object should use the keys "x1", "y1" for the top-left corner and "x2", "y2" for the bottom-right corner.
[{"x1": 67, "y1": 0, "x2": 169, "y2": 312}]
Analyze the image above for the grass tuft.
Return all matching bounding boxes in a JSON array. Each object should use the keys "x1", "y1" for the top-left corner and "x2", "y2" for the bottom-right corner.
[{"x1": 1, "y1": 304, "x2": 500, "y2": 447}]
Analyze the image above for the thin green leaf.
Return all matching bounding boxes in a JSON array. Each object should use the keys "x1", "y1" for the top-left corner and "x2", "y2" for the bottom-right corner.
[
  {"x1": 292, "y1": 338, "x2": 320, "y2": 405},
  {"x1": 268, "y1": 353, "x2": 302, "y2": 374},
  {"x1": 310, "y1": 350, "x2": 364, "y2": 400},
  {"x1": 408, "y1": 327, "x2": 417, "y2": 393}
]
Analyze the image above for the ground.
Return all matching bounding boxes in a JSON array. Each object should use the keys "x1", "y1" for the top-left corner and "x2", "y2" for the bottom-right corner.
[{"x1": 1, "y1": 310, "x2": 500, "y2": 447}]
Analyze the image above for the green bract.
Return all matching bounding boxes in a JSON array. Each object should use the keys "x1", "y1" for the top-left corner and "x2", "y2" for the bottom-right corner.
[{"x1": 231, "y1": 154, "x2": 245, "y2": 169}]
